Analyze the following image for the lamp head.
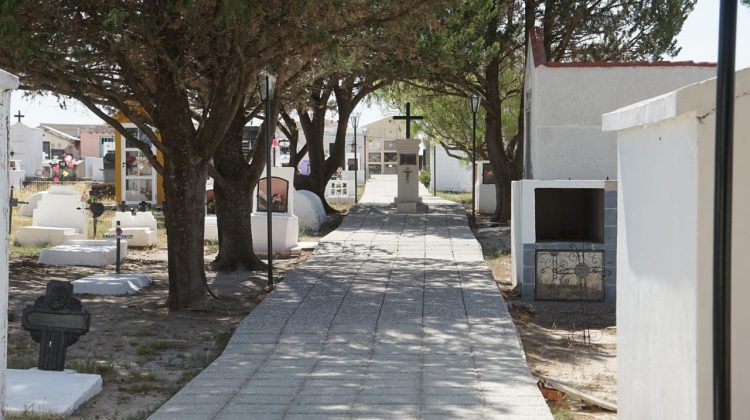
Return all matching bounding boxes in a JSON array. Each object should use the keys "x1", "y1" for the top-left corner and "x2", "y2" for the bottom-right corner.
[
  {"x1": 470, "y1": 94, "x2": 481, "y2": 113},
  {"x1": 350, "y1": 113, "x2": 360, "y2": 127},
  {"x1": 257, "y1": 71, "x2": 277, "y2": 101}
]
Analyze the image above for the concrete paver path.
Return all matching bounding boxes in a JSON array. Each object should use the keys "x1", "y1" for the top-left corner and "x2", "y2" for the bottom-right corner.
[{"x1": 150, "y1": 175, "x2": 551, "y2": 419}]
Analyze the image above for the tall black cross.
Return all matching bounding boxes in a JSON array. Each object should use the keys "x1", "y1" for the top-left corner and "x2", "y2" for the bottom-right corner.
[
  {"x1": 393, "y1": 102, "x2": 423, "y2": 139},
  {"x1": 14, "y1": 110, "x2": 24, "y2": 123}
]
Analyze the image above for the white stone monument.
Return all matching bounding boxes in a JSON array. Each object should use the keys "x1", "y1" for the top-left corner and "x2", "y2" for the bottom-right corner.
[
  {"x1": 602, "y1": 67, "x2": 749, "y2": 420},
  {"x1": 105, "y1": 211, "x2": 157, "y2": 247},
  {"x1": 14, "y1": 186, "x2": 88, "y2": 246},
  {"x1": 394, "y1": 139, "x2": 421, "y2": 213},
  {"x1": 251, "y1": 167, "x2": 300, "y2": 256},
  {"x1": 0, "y1": 68, "x2": 19, "y2": 418}
]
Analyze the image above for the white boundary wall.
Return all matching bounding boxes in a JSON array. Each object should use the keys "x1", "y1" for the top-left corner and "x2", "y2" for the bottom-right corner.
[{"x1": 0, "y1": 68, "x2": 19, "y2": 418}]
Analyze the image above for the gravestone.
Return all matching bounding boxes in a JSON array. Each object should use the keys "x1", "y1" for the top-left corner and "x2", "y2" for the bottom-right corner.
[
  {"x1": 22, "y1": 281, "x2": 91, "y2": 371},
  {"x1": 251, "y1": 167, "x2": 300, "y2": 256},
  {"x1": 394, "y1": 139, "x2": 421, "y2": 213}
]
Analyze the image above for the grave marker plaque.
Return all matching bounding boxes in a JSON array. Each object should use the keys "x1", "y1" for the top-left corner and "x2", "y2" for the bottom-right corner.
[{"x1": 22, "y1": 281, "x2": 91, "y2": 371}]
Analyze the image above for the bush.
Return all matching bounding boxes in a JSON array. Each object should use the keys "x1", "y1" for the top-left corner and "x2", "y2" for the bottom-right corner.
[{"x1": 419, "y1": 170, "x2": 431, "y2": 188}]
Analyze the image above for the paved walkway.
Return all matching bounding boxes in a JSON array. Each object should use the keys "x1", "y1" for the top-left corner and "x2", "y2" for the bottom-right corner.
[{"x1": 150, "y1": 175, "x2": 551, "y2": 419}]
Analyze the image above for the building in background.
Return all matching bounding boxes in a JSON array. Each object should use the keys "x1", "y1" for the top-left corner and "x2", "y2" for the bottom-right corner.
[{"x1": 361, "y1": 117, "x2": 406, "y2": 175}]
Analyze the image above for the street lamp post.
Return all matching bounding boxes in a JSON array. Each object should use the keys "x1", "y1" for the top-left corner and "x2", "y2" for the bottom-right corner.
[
  {"x1": 258, "y1": 71, "x2": 276, "y2": 288},
  {"x1": 350, "y1": 113, "x2": 360, "y2": 204},
  {"x1": 433, "y1": 144, "x2": 436, "y2": 196},
  {"x1": 362, "y1": 128, "x2": 368, "y2": 181},
  {"x1": 470, "y1": 94, "x2": 480, "y2": 222}
]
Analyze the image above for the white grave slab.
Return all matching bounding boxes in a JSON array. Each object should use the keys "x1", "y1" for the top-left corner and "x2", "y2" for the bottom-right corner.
[
  {"x1": 73, "y1": 273, "x2": 151, "y2": 295},
  {"x1": 394, "y1": 139, "x2": 421, "y2": 213},
  {"x1": 39, "y1": 240, "x2": 128, "y2": 267},
  {"x1": 294, "y1": 190, "x2": 326, "y2": 231},
  {"x1": 6, "y1": 368, "x2": 102, "y2": 416},
  {"x1": 105, "y1": 211, "x2": 157, "y2": 247},
  {"x1": 15, "y1": 187, "x2": 88, "y2": 246},
  {"x1": 251, "y1": 167, "x2": 299, "y2": 253}
]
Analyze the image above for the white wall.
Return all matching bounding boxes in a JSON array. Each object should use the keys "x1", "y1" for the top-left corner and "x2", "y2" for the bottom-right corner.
[
  {"x1": 0, "y1": 68, "x2": 19, "y2": 419},
  {"x1": 607, "y1": 68, "x2": 750, "y2": 420},
  {"x1": 430, "y1": 145, "x2": 471, "y2": 192},
  {"x1": 526, "y1": 64, "x2": 715, "y2": 180},
  {"x1": 9, "y1": 123, "x2": 43, "y2": 178},
  {"x1": 616, "y1": 113, "x2": 702, "y2": 419}
]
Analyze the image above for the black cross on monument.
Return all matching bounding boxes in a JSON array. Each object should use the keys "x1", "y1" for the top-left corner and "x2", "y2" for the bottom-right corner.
[
  {"x1": 393, "y1": 102, "x2": 423, "y2": 139},
  {"x1": 14, "y1": 110, "x2": 24, "y2": 123}
]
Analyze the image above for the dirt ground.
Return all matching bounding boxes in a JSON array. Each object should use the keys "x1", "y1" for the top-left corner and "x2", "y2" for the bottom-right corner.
[
  {"x1": 7, "y1": 229, "x2": 320, "y2": 420},
  {"x1": 472, "y1": 215, "x2": 617, "y2": 420}
]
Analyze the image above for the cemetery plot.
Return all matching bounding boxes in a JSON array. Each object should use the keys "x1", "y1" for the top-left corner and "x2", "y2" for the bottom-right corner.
[{"x1": 6, "y1": 247, "x2": 315, "y2": 419}]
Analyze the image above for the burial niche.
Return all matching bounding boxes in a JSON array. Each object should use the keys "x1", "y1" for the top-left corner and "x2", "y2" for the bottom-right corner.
[
  {"x1": 535, "y1": 188, "x2": 604, "y2": 243},
  {"x1": 257, "y1": 176, "x2": 289, "y2": 213}
]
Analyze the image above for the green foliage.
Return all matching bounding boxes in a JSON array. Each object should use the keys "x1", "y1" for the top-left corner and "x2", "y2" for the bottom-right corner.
[
  {"x1": 743, "y1": 0, "x2": 750, "y2": 7},
  {"x1": 419, "y1": 170, "x2": 431, "y2": 188}
]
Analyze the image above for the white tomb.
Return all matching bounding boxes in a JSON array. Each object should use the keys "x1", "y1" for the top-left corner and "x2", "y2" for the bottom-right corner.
[
  {"x1": 508, "y1": 28, "x2": 717, "y2": 302},
  {"x1": 325, "y1": 178, "x2": 355, "y2": 204},
  {"x1": 294, "y1": 190, "x2": 326, "y2": 232},
  {"x1": 18, "y1": 191, "x2": 46, "y2": 217},
  {"x1": 602, "y1": 68, "x2": 750, "y2": 420},
  {"x1": 105, "y1": 211, "x2": 157, "y2": 247},
  {"x1": 394, "y1": 139, "x2": 421, "y2": 213},
  {"x1": 9, "y1": 122, "x2": 44, "y2": 179},
  {"x1": 15, "y1": 186, "x2": 88, "y2": 246},
  {"x1": 6, "y1": 368, "x2": 102, "y2": 416},
  {"x1": 474, "y1": 160, "x2": 496, "y2": 214},
  {"x1": 251, "y1": 167, "x2": 300, "y2": 255},
  {"x1": 39, "y1": 239, "x2": 128, "y2": 267}
]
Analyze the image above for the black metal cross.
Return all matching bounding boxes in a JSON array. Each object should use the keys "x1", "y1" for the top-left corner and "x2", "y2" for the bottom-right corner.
[
  {"x1": 14, "y1": 110, "x2": 24, "y2": 123},
  {"x1": 393, "y1": 102, "x2": 423, "y2": 139},
  {"x1": 9, "y1": 186, "x2": 28, "y2": 234}
]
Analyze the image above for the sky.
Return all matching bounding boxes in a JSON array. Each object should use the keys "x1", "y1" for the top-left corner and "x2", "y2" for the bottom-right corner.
[{"x1": 8, "y1": 0, "x2": 749, "y2": 128}]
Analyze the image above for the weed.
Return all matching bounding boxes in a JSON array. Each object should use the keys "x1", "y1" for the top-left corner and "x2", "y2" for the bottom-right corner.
[{"x1": 66, "y1": 358, "x2": 117, "y2": 378}]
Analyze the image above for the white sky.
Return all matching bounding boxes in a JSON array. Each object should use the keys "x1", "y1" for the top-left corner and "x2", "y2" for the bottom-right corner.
[{"x1": 8, "y1": 0, "x2": 749, "y2": 128}]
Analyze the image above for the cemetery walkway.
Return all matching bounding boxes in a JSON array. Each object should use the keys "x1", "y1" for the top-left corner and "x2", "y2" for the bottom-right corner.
[{"x1": 149, "y1": 175, "x2": 551, "y2": 419}]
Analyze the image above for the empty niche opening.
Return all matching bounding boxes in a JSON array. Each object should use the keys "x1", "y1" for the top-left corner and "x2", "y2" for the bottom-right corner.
[{"x1": 535, "y1": 188, "x2": 604, "y2": 243}]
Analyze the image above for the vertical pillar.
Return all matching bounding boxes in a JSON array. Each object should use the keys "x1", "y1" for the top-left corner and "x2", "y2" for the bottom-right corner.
[{"x1": 0, "y1": 69, "x2": 20, "y2": 418}]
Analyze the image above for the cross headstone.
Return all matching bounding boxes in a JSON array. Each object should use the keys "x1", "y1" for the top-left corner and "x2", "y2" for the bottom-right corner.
[
  {"x1": 393, "y1": 102, "x2": 423, "y2": 139},
  {"x1": 9, "y1": 186, "x2": 28, "y2": 234},
  {"x1": 14, "y1": 110, "x2": 24, "y2": 123},
  {"x1": 22, "y1": 281, "x2": 91, "y2": 371}
]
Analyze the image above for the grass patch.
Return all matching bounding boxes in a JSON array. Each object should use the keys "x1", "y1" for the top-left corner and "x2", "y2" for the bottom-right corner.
[
  {"x1": 135, "y1": 339, "x2": 189, "y2": 356},
  {"x1": 7, "y1": 345, "x2": 38, "y2": 370},
  {"x1": 434, "y1": 190, "x2": 472, "y2": 212},
  {"x1": 204, "y1": 240, "x2": 219, "y2": 253},
  {"x1": 6, "y1": 412, "x2": 63, "y2": 420},
  {"x1": 66, "y1": 358, "x2": 117, "y2": 378}
]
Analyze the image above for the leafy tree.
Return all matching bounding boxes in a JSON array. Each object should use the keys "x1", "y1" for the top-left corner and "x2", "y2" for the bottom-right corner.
[
  {"x1": 395, "y1": 0, "x2": 696, "y2": 220},
  {"x1": 287, "y1": 3, "x2": 445, "y2": 211},
  {"x1": 0, "y1": 1, "x2": 349, "y2": 309}
]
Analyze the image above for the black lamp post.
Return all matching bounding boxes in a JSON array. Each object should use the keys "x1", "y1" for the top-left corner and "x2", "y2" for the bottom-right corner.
[
  {"x1": 713, "y1": 0, "x2": 737, "y2": 417},
  {"x1": 350, "y1": 113, "x2": 360, "y2": 204},
  {"x1": 433, "y1": 144, "x2": 436, "y2": 196},
  {"x1": 258, "y1": 71, "x2": 276, "y2": 287},
  {"x1": 469, "y1": 94, "x2": 480, "y2": 222}
]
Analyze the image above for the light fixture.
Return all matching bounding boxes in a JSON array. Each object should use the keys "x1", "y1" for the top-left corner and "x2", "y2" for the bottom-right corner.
[
  {"x1": 257, "y1": 71, "x2": 277, "y2": 102},
  {"x1": 470, "y1": 94, "x2": 480, "y2": 113}
]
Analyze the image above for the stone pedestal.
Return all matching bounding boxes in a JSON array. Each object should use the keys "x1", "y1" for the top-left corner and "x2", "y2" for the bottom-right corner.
[{"x1": 394, "y1": 139, "x2": 421, "y2": 213}]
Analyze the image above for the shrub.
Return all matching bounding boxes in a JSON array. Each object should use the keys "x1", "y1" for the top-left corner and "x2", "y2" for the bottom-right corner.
[{"x1": 419, "y1": 170, "x2": 431, "y2": 188}]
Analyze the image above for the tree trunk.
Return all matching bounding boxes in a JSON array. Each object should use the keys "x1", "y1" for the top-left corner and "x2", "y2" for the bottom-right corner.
[
  {"x1": 484, "y1": 58, "x2": 514, "y2": 222},
  {"x1": 211, "y1": 113, "x2": 264, "y2": 271},
  {"x1": 162, "y1": 152, "x2": 211, "y2": 310}
]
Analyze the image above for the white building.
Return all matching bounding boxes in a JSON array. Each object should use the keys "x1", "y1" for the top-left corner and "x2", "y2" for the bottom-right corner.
[
  {"x1": 429, "y1": 144, "x2": 471, "y2": 193},
  {"x1": 603, "y1": 67, "x2": 750, "y2": 420},
  {"x1": 9, "y1": 122, "x2": 44, "y2": 178},
  {"x1": 510, "y1": 28, "x2": 716, "y2": 301}
]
